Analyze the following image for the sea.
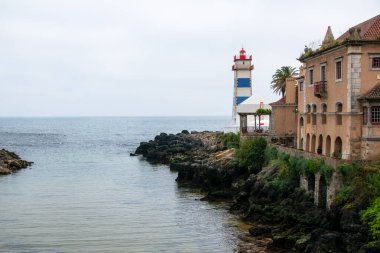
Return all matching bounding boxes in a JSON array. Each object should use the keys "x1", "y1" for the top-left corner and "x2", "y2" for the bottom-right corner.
[{"x1": 0, "y1": 117, "x2": 243, "y2": 253}]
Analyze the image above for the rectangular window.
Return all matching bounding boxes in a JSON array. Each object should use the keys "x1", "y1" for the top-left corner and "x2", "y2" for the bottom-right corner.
[
  {"x1": 336, "y1": 60, "x2": 342, "y2": 80},
  {"x1": 372, "y1": 57, "x2": 380, "y2": 69},
  {"x1": 371, "y1": 107, "x2": 380, "y2": 124},
  {"x1": 309, "y1": 69, "x2": 314, "y2": 85},
  {"x1": 312, "y1": 114, "x2": 316, "y2": 125},
  {"x1": 299, "y1": 81, "x2": 304, "y2": 91},
  {"x1": 363, "y1": 107, "x2": 368, "y2": 124},
  {"x1": 321, "y1": 65, "x2": 326, "y2": 81}
]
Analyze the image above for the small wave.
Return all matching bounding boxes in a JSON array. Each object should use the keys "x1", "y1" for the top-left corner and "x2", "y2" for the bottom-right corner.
[{"x1": 0, "y1": 132, "x2": 66, "y2": 137}]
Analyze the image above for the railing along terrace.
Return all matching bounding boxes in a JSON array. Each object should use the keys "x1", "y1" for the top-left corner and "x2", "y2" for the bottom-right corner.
[
  {"x1": 241, "y1": 126, "x2": 269, "y2": 136},
  {"x1": 314, "y1": 81, "x2": 328, "y2": 98}
]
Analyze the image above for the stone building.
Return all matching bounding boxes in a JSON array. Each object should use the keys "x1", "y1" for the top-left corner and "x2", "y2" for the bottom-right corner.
[
  {"x1": 296, "y1": 14, "x2": 380, "y2": 160},
  {"x1": 269, "y1": 77, "x2": 298, "y2": 146}
]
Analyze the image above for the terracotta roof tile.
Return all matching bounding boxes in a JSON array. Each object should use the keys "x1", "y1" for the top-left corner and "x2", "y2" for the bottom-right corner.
[
  {"x1": 269, "y1": 96, "x2": 286, "y2": 105},
  {"x1": 337, "y1": 14, "x2": 380, "y2": 41},
  {"x1": 359, "y1": 84, "x2": 380, "y2": 100}
]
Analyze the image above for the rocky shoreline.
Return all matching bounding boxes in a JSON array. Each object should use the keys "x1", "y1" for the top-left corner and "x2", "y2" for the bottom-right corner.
[
  {"x1": 0, "y1": 149, "x2": 32, "y2": 175},
  {"x1": 135, "y1": 131, "x2": 375, "y2": 253}
]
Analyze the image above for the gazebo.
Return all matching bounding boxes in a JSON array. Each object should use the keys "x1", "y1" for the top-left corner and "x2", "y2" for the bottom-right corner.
[{"x1": 237, "y1": 98, "x2": 271, "y2": 135}]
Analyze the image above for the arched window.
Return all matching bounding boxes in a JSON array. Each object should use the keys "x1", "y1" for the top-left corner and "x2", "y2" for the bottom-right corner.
[
  {"x1": 317, "y1": 135, "x2": 323, "y2": 154},
  {"x1": 336, "y1": 103, "x2": 343, "y2": 125},
  {"x1": 321, "y1": 104, "x2": 327, "y2": 124},
  {"x1": 311, "y1": 135, "x2": 316, "y2": 153},
  {"x1": 312, "y1": 104, "x2": 317, "y2": 125},
  {"x1": 306, "y1": 134, "x2": 310, "y2": 152},
  {"x1": 300, "y1": 117, "x2": 304, "y2": 126},
  {"x1": 326, "y1": 135, "x2": 331, "y2": 157},
  {"x1": 306, "y1": 105, "x2": 311, "y2": 124}
]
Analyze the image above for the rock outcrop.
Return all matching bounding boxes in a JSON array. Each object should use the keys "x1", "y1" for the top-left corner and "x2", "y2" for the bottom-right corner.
[
  {"x1": 135, "y1": 131, "x2": 374, "y2": 253},
  {"x1": 0, "y1": 149, "x2": 32, "y2": 175}
]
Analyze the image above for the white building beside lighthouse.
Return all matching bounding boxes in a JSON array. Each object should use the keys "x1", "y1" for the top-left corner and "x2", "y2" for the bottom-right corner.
[{"x1": 232, "y1": 48, "x2": 253, "y2": 125}]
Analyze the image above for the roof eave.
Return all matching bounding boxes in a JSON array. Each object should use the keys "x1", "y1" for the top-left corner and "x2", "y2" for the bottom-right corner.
[{"x1": 298, "y1": 40, "x2": 380, "y2": 62}]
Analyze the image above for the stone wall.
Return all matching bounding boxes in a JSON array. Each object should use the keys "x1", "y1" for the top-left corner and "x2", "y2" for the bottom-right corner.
[
  {"x1": 271, "y1": 144, "x2": 344, "y2": 210},
  {"x1": 269, "y1": 144, "x2": 344, "y2": 168}
]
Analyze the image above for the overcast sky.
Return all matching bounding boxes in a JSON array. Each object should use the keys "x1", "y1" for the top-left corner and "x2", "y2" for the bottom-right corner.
[{"x1": 0, "y1": 0, "x2": 379, "y2": 117}]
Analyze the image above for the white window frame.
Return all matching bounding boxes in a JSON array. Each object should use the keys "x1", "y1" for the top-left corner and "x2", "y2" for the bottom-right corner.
[
  {"x1": 335, "y1": 58, "x2": 343, "y2": 82},
  {"x1": 320, "y1": 63, "x2": 327, "y2": 82},
  {"x1": 369, "y1": 54, "x2": 380, "y2": 70},
  {"x1": 299, "y1": 81, "x2": 304, "y2": 91},
  {"x1": 308, "y1": 67, "x2": 314, "y2": 86}
]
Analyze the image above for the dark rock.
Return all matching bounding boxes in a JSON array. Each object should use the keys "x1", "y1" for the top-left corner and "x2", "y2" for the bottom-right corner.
[
  {"x1": 249, "y1": 226, "x2": 271, "y2": 236},
  {"x1": 0, "y1": 149, "x2": 32, "y2": 175},
  {"x1": 306, "y1": 229, "x2": 344, "y2": 253},
  {"x1": 272, "y1": 234, "x2": 297, "y2": 249},
  {"x1": 295, "y1": 234, "x2": 311, "y2": 251},
  {"x1": 181, "y1": 130, "x2": 190, "y2": 134},
  {"x1": 359, "y1": 244, "x2": 380, "y2": 253},
  {"x1": 340, "y1": 208, "x2": 362, "y2": 232}
]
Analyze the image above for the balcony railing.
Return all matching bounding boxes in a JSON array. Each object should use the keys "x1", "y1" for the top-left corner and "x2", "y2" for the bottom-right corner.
[{"x1": 314, "y1": 81, "x2": 328, "y2": 98}]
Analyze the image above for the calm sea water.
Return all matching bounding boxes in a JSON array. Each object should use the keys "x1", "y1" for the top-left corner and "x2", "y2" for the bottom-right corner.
[{"x1": 0, "y1": 117, "x2": 241, "y2": 253}]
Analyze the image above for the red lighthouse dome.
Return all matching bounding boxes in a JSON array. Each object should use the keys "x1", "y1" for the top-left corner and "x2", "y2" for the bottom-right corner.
[{"x1": 239, "y1": 48, "x2": 246, "y2": 59}]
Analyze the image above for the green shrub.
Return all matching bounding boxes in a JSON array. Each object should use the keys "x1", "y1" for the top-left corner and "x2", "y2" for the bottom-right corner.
[
  {"x1": 278, "y1": 151, "x2": 290, "y2": 163},
  {"x1": 222, "y1": 132, "x2": 240, "y2": 149},
  {"x1": 335, "y1": 163, "x2": 380, "y2": 213},
  {"x1": 236, "y1": 137, "x2": 267, "y2": 173},
  {"x1": 256, "y1": 108, "x2": 272, "y2": 115},
  {"x1": 339, "y1": 163, "x2": 352, "y2": 177},
  {"x1": 264, "y1": 146, "x2": 278, "y2": 164},
  {"x1": 336, "y1": 176, "x2": 375, "y2": 210},
  {"x1": 304, "y1": 158, "x2": 324, "y2": 174},
  {"x1": 320, "y1": 164, "x2": 333, "y2": 182},
  {"x1": 361, "y1": 196, "x2": 380, "y2": 246},
  {"x1": 370, "y1": 172, "x2": 380, "y2": 196},
  {"x1": 335, "y1": 185, "x2": 353, "y2": 205},
  {"x1": 268, "y1": 156, "x2": 302, "y2": 191}
]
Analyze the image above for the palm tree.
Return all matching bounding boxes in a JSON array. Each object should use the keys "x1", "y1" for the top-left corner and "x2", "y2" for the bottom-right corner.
[{"x1": 271, "y1": 66, "x2": 298, "y2": 97}]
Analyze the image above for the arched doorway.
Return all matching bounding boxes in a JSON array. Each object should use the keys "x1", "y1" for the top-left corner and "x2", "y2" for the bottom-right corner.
[
  {"x1": 317, "y1": 135, "x2": 323, "y2": 154},
  {"x1": 300, "y1": 138, "x2": 304, "y2": 150},
  {"x1": 326, "y1": 135, "x2": 331, "y2": 157},
  {"x1": 306, "y1": 134, "x2": 310, "y2": 152},
  {"x1": 318, "y1": 176, "x2": 327, "y2": 209},
  {"x1": 311, "y1": 135, "x2": 316, "y2": 153},
  {"x1": 307, "y1": 172, "x2": 315, "y2": 193},
  {"x1": 334, "y1": 137, "x2": 342, "y2": 158}
]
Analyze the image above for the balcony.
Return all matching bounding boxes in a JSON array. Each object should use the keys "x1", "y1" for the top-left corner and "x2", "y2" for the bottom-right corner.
[{"x1": 314, "y1": 81, "x2": 328, "y2": 98}]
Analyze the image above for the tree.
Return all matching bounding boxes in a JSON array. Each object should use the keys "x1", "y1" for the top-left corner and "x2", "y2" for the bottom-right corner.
[{"x1": 270, "y1": 66, "x2": 298, "y2": 97}]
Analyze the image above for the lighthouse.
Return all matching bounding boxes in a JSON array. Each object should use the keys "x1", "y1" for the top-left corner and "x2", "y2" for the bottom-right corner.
[{"x1": 232, "y1": 48, "x2": 253, "y2": 125}]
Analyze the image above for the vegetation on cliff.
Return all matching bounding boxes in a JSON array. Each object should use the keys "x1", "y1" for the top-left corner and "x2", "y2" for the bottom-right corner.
[
  {"x1": 136, "y1": 132, "x2": 379, "y2": 252},
  {"x1": 224, "y1": 134, "x2": 376, "y2": 251},
  {"x1": 236, "y1": 137, "x2": 267, "y2": 173},
  {"x1": 222, "y1": 132, "x2": 240, "y2": 149},
  {"x1": 335, "y1": 162, "x2": 380, "y2": 247}
]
